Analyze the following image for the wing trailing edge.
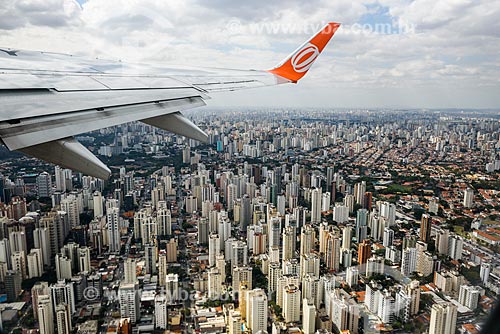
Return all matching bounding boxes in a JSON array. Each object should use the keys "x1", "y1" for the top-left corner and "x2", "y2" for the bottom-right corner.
[
  {"x1": 141, "y1": 112, "x2": 208, "y2": 143},
  {"x1": 19, "y1": 138, "x2": 111, "y2": 179}
]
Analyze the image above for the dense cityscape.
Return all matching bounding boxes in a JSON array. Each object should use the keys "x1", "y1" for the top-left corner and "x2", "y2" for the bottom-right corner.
[{"x1": 0, "y1": 108, "x2": 498, "y2": 334}]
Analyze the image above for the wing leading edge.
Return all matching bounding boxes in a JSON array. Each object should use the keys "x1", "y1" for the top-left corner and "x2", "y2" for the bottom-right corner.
[{"x1": 0, "y1": 22, "x2": 340, "y2": 179}]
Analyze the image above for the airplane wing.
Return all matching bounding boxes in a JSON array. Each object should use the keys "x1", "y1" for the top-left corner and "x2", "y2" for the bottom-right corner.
[{"x1": 0, "y1": 22, "x2": 340, "y2": 179}]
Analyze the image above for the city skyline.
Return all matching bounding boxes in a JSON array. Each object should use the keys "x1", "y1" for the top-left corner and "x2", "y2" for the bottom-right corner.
[{"x1": 0, "y1": 107, "x2": 497, "y2": 333}]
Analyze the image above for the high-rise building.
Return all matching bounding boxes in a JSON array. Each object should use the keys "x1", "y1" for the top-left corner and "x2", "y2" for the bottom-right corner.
[
  {"x1": 60, "y1": 195, "x2": 80, "y2": 228},
  {"x1": 27, "y1": 248, "x2": 43, "y2": 278},
  {"x1": 458, "y1": 285, "x2": 482, "y2": 310},
  {"x1": 34, "y1": 227, "x2": 51, "y2": 268},
  {"x1": 154, "y1": 294, "x2": 168, "y2": 329},
  {"x1": 5, "y1": 270, "x2": 22, "y2": 301},
  {"x1": 325, "y1": 232, "x2": 341, "y2": 272},
  {"x1": 119, "y1": 283, "x2": 139, "y2": 323},
  {"x1": 303, "y1": 298, "x2": 316, "y2": 334},
  {"x1": 435, "y1": 229, "x2": 450, "y2": 256},
  {"x1": 208, "y1": 268, "x2": 223, "y2": 299},
  {"x1": 166, "y1": 238, "x2": 178, "y2": 263},
  {"x1": 197, "y1": 218, "x2": 209, "y2": 245},
  {"x1": 32, "y1": 282, "x2": 50, "y2": 320},
  {"x1": 358, "y1": 239, "x2": 371, "y2": 265},
  {"x1": 429, "y1": 302, "x2": 457, "y2": 334},
  {"x1": 166, "y1": 273, "x2": 179, "y2": 303},
  {"x1": 11, "y1": 250, "x2": 26, "y2": 279},
  {"x1": 240, "y1": 195, "x2": 252, "y2": 231},
  {"x1": 383, "y1": 227, "x2": 394, "y2": 247},
  {"x1": 406, "y1": 280, "x2": 421, "y2": 316},
  {"x1": 158, "y1": 253, "x2": 167, "y2": 286},
  {"x1": 300, "y1": 224, "x2": 315, "y2": 256},
  {"x1": 124, "y1": 258, "x2": 137, "y2": 284},
  {"x1": 246, "y1": 289, "x2": 268, "y2": 334},
  {"x1": 55, "y1": 253, "x2": 72, "y2": 280},
  {"x1": 37, "y1": 294, "x2": 54, "y2": 334},
  {"x1": 401, "y1": 247, "x2": 417, "y2": 277},
  {"x1": 283, "y1": 284, "x2": 301, "y2": 323},
  {"x1": 342, "y1": 226, "x2": 352, "y2": 250},
  {"x1": 77, "y1": 246, "x2": 91, "y2": 273},
  {"x1": 36, "y1": 172, "x2": 53, "y2": 198},
  {"x1": 157, "y1": 208, "x2": 172, "y2": 236},
  {"x1": 354, "y1": 181, "x2": 366, "y2": 206},
  {"x1": 311, "y1": 188, "x2": 322, "y2": 223},
  {"x1": 209, "y1": 234, "x2": 220, "y2": 267},
  {"x1": 232, "y1": 266, "x2": 253, "y2": 293},
  {"x1": 51, "y1": 280, "x2": 75, "y2": 315},
  {"x1": 93, "y1": 191, "x2": 103, "y2": 218},
  {"x1": 228, "y1": 310, "x2": 243, "y2": 334},
  {"x1": 231, "y1": 241, "x2": 248, "y2": 268},
  {"x1": 282, "y1": 226, "x2": 296, "y2": 263},
  {"x1": 55, "y1": 303, "x2": 72, "y2": 334},
  {"x1": 145, "y1": 244, "x2": 157, "y2": 275},
  {"x1": 346, "y1": 266, "x2": 359, "y2": 287},
  {"x1": 448, "y1": 236, "x2": 463, "y2": 261},
  {"x1": 463, "y1": 188, "x2": 474, "y2": 208},
  {"x1": 420, "y1": 214, "x2": 431, "y2": 243},
  {"x1": 106, "y1": 206, "x2": 121, "y2": 253}
]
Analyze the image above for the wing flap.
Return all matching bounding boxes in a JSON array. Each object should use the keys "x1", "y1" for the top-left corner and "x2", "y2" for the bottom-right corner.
[
  {"x1": 19, "y1": 137, "x2": 111, "y2": 180},
  {"x1": 141, "y1": 112, "x2": 208, "y2": 143}
]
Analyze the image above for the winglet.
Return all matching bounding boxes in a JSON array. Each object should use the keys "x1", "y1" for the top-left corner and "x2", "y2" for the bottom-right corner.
[{"x1": 268, "y1": 22, "x2": 340, "y2": 82}]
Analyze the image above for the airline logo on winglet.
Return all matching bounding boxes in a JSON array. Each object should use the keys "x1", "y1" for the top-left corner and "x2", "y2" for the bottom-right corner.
[
  {"x1": 268, "y1": 22, "x2": 340, "y2": 82},
  {"x1": 291, "y1": 43, "x2": 320, "y2": 73}
]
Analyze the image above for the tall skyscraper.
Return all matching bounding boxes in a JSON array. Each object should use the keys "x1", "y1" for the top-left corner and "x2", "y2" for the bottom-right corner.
[
  {"x1": 32, "y1": 282, "x2": 50, "y2": 320},
  {"x1": 283, "y1": 284, "x2": 301, "y2": 323},
  {"x1": 420, "y1": 214, "x2": 431, "y2": 243},
  {"x1": 303, "y1": 298, "x2": 316, "y2": 334},
  {"x1": 124, "y1": 258, "x2": 137, "y2": 284},
  {"x1": 354, "y1": 181, "x2": 366, "y2": 206},
  {"x1": 93, "y1": 191, "x2": 103, "y2": 218},
  {"x1": 209, "y1": 234, "x2": 220, "y2": 267},
  {"x1": 36, "y1": 172, "x2": 53, "y2": 198},
  {"x1": 463, "y1": 188, "x2": 474, "y2": 208},
  {"x1": 197, "y1": 218, "x2": 209, "y2": 245},
  {"x1": 145, "y1": 244, "x2": 158, "y2": 275},
  {"x1": 166, "y1": 273, "x2": 179, "y2": 303},
  {"x1": 458, "y1": 285, "x2": 481, "y2": 310},
  {"x1": 37, "y1": 294, "x2": 54, "y2": 334},
  {"x1": 246, "y1": 289, "x2": 268, "y2": 334},
  {"x1": 106, "y1": 206, "x2": 121, "y2": 253},
  {"x1": 55, "y1": 303, "x2": 72, "y2": 334},
  {"x1": 300, "y1": 224, "x2": 315, "y2": 256},
  {"x1": 5, "y1": 271, "x2": 22, "y2": 302},
  {"x1": 325, "y1": 232, "x2": 341, "y2": 272},
  {"x1": 358, "y1": 239, "x2": 371, "y2": 265},
  {"x1": 154, "y1": 294, "x2": 168, "y2": 329},
  {"x1": 60, "y1": 195, "x2": 80, "y2": 228},
  {"x1": 282, "y1": 226, "x2": 296, "y2": 263},
  {"x1": 429, "y1": 303, "x2": 457, "y2": 334},
  {"x1": 50, "y1": 280, "x2": 75, "y2": 314},
  {"x1": 119, "y1": 283, "x2": 140, "y2": 324},
  {"x1": 311, "y1": 188, "x2": 322, "y2": 223}
]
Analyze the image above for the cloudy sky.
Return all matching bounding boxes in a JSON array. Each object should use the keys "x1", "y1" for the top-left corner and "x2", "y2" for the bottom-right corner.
[{"x1": 1, "y1": 0, "x2": 499, "y2": 109}]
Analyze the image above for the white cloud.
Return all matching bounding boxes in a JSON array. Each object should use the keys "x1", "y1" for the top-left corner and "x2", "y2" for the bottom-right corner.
[{"x1": 0, "y1": 0, "x2": 499, "y2": 108}]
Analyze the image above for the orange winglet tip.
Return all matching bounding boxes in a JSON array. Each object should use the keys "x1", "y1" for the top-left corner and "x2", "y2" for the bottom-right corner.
[{"x1": 267, "y1": 22, "x2": 340, "y2": 82}]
